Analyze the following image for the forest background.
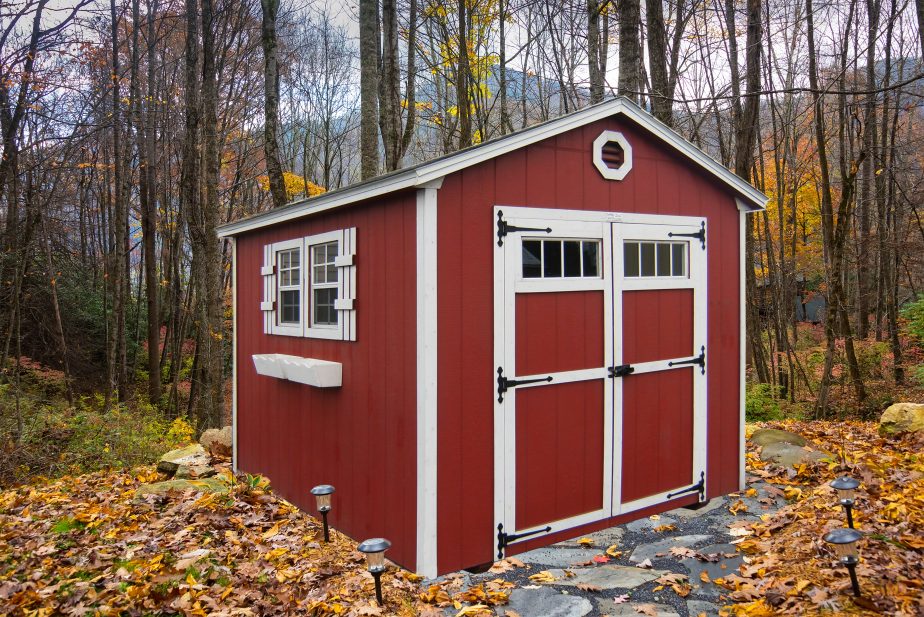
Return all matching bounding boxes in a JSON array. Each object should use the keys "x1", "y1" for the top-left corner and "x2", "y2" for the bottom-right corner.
[{"x1": 2, "y1": 0, "x2": 924, "y2": 485}]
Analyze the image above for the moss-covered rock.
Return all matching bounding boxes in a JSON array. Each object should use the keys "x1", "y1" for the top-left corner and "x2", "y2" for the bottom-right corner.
[
  {"x1": 156, "y1": 443, "x2": 210, "y2": 476},
  {"x1": 878, "y1": 403, "x2": 924, "y2": 437},
  {"x1": 758, "y1": 442, "x2": 833, "y2": 467},
  {"x1": 134, "y1": 477, "x2": 230, "y2": 500},
  {"x1": 749, "y1": 428, "x2": 808, "y2": 447}
]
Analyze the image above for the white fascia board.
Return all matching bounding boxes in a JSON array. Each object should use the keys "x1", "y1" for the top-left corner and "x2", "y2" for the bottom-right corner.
[
  {"x1": 217, "y1": 172, "x2": 421, "y2": 237},
  {"x1": 218, "y1": 98, "x2": 766, "y2": 238}
]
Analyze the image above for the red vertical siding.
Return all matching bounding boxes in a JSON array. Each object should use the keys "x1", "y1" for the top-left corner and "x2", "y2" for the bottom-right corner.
[
  {"x1": 437, "y1": 115, "x2": 742, "y2": 573},
  {"x1": 235, "y1": 190, "x2": 418, "y2": 571},
  {"x1": 621, "y1": 369, "x2": 694, "y2": 502},
  {"x1": 515, "y1": 291, "x2": 605, "y2": 375},
  {"x1": 516, "y1": 380, "x2": 605, "y2": 529}
]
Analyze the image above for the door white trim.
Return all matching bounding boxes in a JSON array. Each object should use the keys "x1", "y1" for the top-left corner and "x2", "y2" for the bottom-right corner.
[
  {"x1": 611, "y1": 219, "x2": 708, "y2": 516},
  {"x1": 495, "y1": 208, "x2": 614, "y2": 545},
  {"x1": 493, "y1": 206, "x2": 709, "y2": 551},
  {"x1": 416, "y1": 187, "x2": 439, "y2": 578}
]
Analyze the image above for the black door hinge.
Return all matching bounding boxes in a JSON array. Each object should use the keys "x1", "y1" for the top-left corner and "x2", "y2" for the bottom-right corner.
[
  {"x1": 666, "y1": 471, "x2": 706, "y2": 501},
  {"x1": 497, "y1": 210, "x2": 552, "y2": 247},
  {"x1": 668, "y1": 346, "x2": 706, "y2": 375},
  {"x1": 497, "y1": 523, "x2": 552, "y2": 559},
  {"x1": 497, "y1": 367, "x2": 553, "y2": 403},
  {"x1": 669, "y1": 221, "x2": 706, "y2": 250},
  {"x1": 608, "y1": 364, "x2": 635, "y2": 378}
]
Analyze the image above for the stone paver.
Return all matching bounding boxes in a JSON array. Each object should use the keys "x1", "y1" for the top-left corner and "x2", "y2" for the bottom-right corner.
[
  {"x1": 596, "y1": 600, "x2": 681, "y2": 616},
  {"x1": 552, "y1": 527, "x2": 624, "y2": 548},
  {"x1": 518, "y1": 547, "x2": 604, "y2": 568},
  {"x1": 680, "y1": 543, "x2": 743, "y2": 599},
  {"x1": 667, "y1": 497, "x2": 726, "y2": 519},
  {"x1": 749, "y1": 427, "x2": 807, "y2": 447},
  {"x1": 629, "y1": 534, "x2": 712, "y2": 563},
  {"x1": 759, "y1": 441, "x2": 833, "y2": 467},
  {"x1": 687, "y1": 599, "x2": 721, "y2": 616},
  {"x1": 547, "y1": 564, "x2": 667, "y2": 590},
  {"x1": 625, "y1": 515, "x2": 676, "y2": 532},
  {"x1": 499, "y1": 587, "x2": 592, "y2": 617}
]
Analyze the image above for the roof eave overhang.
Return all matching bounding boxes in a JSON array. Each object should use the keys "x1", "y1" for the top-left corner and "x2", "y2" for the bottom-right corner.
[{"x1": 217, "y1": 98, "x2": 766, "y2": 238}]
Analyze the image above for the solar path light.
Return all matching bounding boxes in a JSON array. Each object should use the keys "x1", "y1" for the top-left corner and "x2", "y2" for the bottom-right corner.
[
  {"x1": 310, "y1": 484, "x2": 335, "y2": 542},
  {"x1": 357, "y1": 538, "x2": 391, "y2": 605},
  {"x1": 822, "y1": 528, "x2": 863, "y2": 597},
  {"x1": 830, "y1": 475, "x2": 861, "y2": 529}
]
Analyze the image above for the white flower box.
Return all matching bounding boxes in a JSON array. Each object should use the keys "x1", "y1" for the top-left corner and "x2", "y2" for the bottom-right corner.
[
  {"x1": 251, "y1": 353, "x2": 342, "y2": 388},
  {"x1": 252, "y1": 353, "x2": 286, "y2": 378},
  {"x1": 278, "y1": 356, "x2": 342, "y2": 388}
]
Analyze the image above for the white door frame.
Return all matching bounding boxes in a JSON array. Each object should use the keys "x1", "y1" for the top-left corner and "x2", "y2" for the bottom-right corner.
[
  {"x1": 611, "y1": 221, "x2": 708, "y2": 516},
  {"x1": 493, "y1": 206, "x2": 709, "y2": 551},
  {"x1": 495, "y1": 214, "x2": 614, "y2": 542}
]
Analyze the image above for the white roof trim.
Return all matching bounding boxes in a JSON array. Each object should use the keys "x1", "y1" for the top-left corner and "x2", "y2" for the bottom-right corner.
[{"x1": 218, "y1": 98, "x2": 767, "y2": 237}]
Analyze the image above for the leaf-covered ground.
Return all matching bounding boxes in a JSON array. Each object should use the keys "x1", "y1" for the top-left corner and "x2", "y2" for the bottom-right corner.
[
  {"x1": 1, "y1": 421, "x2": 922, "y2": 616},
  {"x1": 725, "y1": 420, "x2": 924, "y2": 616},
  {"x1": 0, "y1": 467, "x2": 429, "y2": 616}
]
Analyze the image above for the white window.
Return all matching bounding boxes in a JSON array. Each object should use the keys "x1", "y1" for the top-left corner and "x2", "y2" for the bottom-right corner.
[
  {"x1": 310, "y1": 241, "x2": 339, "y2": 327},
  {"x1": 261, "y1": 228, "x2": 357, "y2": 340},
  {"x1": 522, "y1": 239, "x2": 601, "y2": 279},
  {"x1": 277, "y1": 248, "x2": 302, "y2": 325},
  {"x1": 262, "y1": 238, "x2": 304, "y2": 336},
  {"x1": 623, "y1": 241, "x2": 687, "y2": 278}
]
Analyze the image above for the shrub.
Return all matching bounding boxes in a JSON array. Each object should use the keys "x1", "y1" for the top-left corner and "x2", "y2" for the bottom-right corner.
[
  {"x1": 0, "y1": 382, "x2": 194, "y2": 487},
  {"x1": 912, "y1": 364, "x2": 924, "y2": 387},
  {"x1": 901, "y1": 295, "x2": 924, "y2": 345},
  {"x1": 746, "y1": 382, "x2": 782, "y2": 422},
  {"x1": 856, "y1": 341, "x2": 889, "y2": 380}
]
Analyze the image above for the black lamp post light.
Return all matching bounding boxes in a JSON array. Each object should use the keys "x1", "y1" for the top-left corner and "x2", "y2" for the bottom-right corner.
[
  {"x1": 357, "y1": 538, "x2": 391, "y2": 606},
  {"x1": 822, "y1": 528, "x2": 863, "y2": 597},
  {"x1": 310, "y1": 484, "x2": 335, "y2": 542},
  {"x1": 830, "y1": 475, "x2": 861, "y2": 529}
]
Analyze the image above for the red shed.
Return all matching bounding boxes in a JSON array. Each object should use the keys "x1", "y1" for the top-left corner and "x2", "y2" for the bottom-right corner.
[{"x1": 218, "y1": 98, "x2": 766, "y2": 578}]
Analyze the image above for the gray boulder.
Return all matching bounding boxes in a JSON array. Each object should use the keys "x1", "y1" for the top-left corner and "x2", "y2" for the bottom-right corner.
[
  {"x1": 175, "y1": 463, "x2": 216, "y2": 479},
  {"x1": 749, "y1": 428, "x2": 807, "y2": 447},
  {"x1": 200, "y1": 426, "x2": 233, "y2": 457},
  {"x1": 878, "y1": 403, "x2": 924, "y2": 437},
  {"x1": 758, "y1": 442, "x2": 833, "y2": 467},
  {"x1": 134, "y1": 477, "x2": 230, "y2": 500},
  {"x1": 157, "y1": 444, "x2": 210, "y2": 476}
]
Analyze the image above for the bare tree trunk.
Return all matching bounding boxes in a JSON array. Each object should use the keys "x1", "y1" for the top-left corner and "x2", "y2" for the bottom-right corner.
[
  {"x1": 617, "y1": 0, "x2": 641, "y2": 101},
  {"x1": 380, "y1": 0, "x2": 400, "y2": 169},
  {"x1": 857, "y1": 0, "x2": 881, "y2": 340},
  {"x1": 808, "y1": 0, "x2": 867, "y2": 415},
  {"x1": 260, "y1": 0, "x2": 287, "y2": 207},
  {"x1": 646, "y1": 0, "x2": 671, "y2": 124},
  {"x1": 360, "y1": 0, "x2": 380, "y2": 179},
  {"x1": 399, "y1": 0, "x2": 418, "y2": 155},
  {"x1": 587, "y1": 0, "x2": 604, "y2": 104},
  {"x1": 107, "y1": 0, "x2": 128, "y2": 408},
  {"x1": 180, "y1": 0, "x2": 201, "y2": 414},
  {"x1": 499, "y1": 0, "x2": 513, "y2": 133},
  {"x1": 141, "y1": 0, "x2": 161, "y2": 403},
  {"x1": 916, "y1": 0, "x2": 924, "y2": 58},
  {"x1": 190, "y1": 0, "x2": 224, "y2": 430},
  {"x1": 457, "y1": 0, "x2": 472, "y2": 148}
]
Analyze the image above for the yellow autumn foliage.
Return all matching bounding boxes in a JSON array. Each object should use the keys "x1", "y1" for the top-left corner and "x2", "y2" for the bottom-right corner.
[{"x1": 257, "y1": 171, "x2": 326, "y2": 201}]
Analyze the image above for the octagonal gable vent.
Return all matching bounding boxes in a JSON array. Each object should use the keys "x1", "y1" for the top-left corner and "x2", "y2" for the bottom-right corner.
[{"x1": 593, "y1": 130, "x2": 633, "y2": 181}]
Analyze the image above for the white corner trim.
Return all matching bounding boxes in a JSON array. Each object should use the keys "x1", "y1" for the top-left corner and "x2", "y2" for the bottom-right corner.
[
  {"x1": 218, "y1": 98, "x2": 766, "y2": 237},
  {"x1": 739, "y1": 210, "x2": 747, "y2": 490},
  {"x1": 416, "y1": 186, "x2": 439, "y2": 578},
  {"x1": 592, "y1": 130, "x2": 633, "y2": 181},
  {"x1": 231, "y1": 237, "x2": 238, "y2": 473}
]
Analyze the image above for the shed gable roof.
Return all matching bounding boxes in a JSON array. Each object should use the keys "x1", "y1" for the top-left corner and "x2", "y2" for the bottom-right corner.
[{"x1": 218, "y1": 97, "x2": 767, "y2": 237}]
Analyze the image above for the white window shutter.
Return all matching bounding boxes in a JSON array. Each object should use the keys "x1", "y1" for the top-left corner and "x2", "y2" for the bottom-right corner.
[
  {"x1": 336, "y1": 228, "x2": 357, "y2": 341},
  {"x1": 261, "y1": 244, "x2": 276, "y2": 334}
]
